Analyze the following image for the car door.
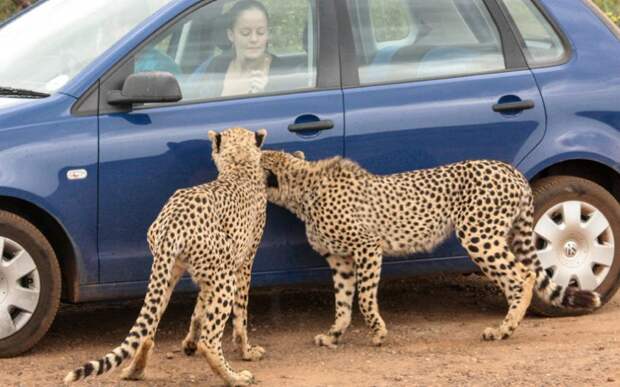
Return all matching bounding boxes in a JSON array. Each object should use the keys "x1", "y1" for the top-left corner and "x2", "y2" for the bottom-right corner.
[
  {"x1": 340, "y1": 0, "x2": 547, "y2": 261},
  {"x1": 97, "y1": 0, "x2": 342, "y2": 283}
]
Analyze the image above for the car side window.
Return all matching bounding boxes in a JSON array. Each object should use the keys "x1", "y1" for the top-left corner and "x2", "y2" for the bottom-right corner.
[
  {"x1": 369, "y1": 0, "x2": 411, "y2": 44},
  {"x1": 347, "y1": 0, "x2": 506, "y2": 85},
  {"x1": 500, "y1": 0, "x2": 566, "y2": 66},
  {"x1": 133, "y1": 0, "x2": 317, "y2": 103}
]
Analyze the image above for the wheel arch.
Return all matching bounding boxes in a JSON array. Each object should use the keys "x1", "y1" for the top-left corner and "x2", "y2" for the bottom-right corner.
[
  {"x1": 528, "y1": 158, "x2": 620, "y2": 203},
  {"x1": 0, "y1": 195, "x2": 80, "y2": 302}
]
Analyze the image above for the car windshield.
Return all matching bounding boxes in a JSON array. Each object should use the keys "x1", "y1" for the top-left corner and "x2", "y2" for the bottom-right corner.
[{"x1": 0, "y1": 0, "x2": 174, "y2": 96}]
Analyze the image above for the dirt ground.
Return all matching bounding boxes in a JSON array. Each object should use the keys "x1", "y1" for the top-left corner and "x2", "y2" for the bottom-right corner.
[{"x1": 2, "y1": 273, "x2": 619, "y2": 387}]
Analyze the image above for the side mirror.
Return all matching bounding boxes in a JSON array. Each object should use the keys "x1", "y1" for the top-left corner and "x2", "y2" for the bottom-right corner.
[{"x1": 107, "y1": 71, "x2": 182, "y2": 106}]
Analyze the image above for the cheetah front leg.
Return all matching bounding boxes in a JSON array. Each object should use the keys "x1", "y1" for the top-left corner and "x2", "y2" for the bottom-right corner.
[
  {"x1": 353, "y1": 242, "x2": 388, "y2": 346},
  {"x1": 232, "y1": 257, "x2": 265, "y2": 361},
  {"x1": 196, "y1": 274, "x2": 255, "y2": 387},
  {"x1": 315, "y1": 255, "x2": 356, "y2": 349}
]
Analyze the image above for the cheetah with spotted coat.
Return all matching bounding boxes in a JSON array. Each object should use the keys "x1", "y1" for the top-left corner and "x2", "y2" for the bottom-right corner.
[
  {"x1": 261, "y1": 150, "x2": 601, "y2": 347},
  {"x1": 65, "y1": 128, "x2": 268, "y2": 386}
]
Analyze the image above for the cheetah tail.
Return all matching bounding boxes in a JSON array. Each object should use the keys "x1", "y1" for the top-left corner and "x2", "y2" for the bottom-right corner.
[
  {"x1": 63, "y1": 283, "x2": 165, "y2": 384},
  {"x1": 64, "y1": 239, "x2": 180, "y2": 384},
  {"x1": 512, "y1": 189, "x2": 601, "y2": 311},
  {"x1": 63, "y1": 335, "x2": 139, "y2": 384},
  {"x1": 533, "y1": 267, "x2": 602, "y2": 309}
]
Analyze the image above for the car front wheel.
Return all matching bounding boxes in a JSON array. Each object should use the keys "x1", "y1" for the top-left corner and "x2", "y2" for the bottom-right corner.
[
  {"x1": 530, "y1": 176, "x2": 620, "y2": 316},
  {"x1": 0, "y1": 210, "x2": 60, "y2": 357}
]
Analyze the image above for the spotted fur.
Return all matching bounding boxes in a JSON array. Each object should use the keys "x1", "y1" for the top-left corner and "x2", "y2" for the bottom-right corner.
[
  {"x1": 65, "y1": 128, "x2": 268, "y2": 386},
  {"x1": 261, "y1": 151, "x2": 601, "y2": 346}
]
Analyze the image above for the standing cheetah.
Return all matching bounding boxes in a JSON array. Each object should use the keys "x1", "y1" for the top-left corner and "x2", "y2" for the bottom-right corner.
[
  {"x1": 261, "y1": 150, "x2": 601, "y2": 347},
  {"x1": 65, "y1": 127, "x2": 268, "y2": 386}
]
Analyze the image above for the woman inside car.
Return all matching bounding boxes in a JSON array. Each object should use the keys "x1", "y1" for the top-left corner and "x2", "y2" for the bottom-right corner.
[{"x1": 202, "y1": 0, "x2": 287, "y2": 97}]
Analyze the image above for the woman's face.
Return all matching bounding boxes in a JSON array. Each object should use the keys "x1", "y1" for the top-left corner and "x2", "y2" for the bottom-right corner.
[{"x1": 228, "y1": 8, "x2": 269, "y2": 61}]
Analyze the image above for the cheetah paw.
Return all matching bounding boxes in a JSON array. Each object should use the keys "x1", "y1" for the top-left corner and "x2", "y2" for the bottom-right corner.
[
  {"x1": 230, "y1": 370, "x2": 255, "y2": 386},
  {"x1": 182, "y1": 338, "x2": 198, "y2": 356},
  {"x1": 482, "y1": 327, "x2": 510, "y2": 341},
  {"x1": 371, "y1": 328, "x2": 388, "y2": 346},
  {"x1": 314, "y1": 334, "x2": 338, "y2": 349},
  {"x1": 120, "y1": 366, "x2": 145, "y2": 381},
  {"x1": 243, "y1": 345, "x2": 266, "y2": 361}
]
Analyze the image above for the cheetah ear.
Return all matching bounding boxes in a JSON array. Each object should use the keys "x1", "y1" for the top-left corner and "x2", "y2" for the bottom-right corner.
[
  {"x1": 255, "y1": 128, "x2": 267, "y2": 148},
  {"x1": 265, "y1": 168, "x2": 279, "y2": 188},
  {"x1": 208, "y1": 130, "x2": 221, "y2": 153},
  {"x1": 292, "y1": 151, "x2": 305, "y2": 160}
]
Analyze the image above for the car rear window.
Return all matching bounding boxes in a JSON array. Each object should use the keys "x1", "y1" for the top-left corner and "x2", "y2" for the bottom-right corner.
[
  {"x1": 584, "y1": 0, "x2": 620, "y2": 40},
  {"x1": 348, "y1": 0, "x2": 506, "y2": 85},
  {"x1": 500, "y1": 0, "x2": 566, "y2": 67}
]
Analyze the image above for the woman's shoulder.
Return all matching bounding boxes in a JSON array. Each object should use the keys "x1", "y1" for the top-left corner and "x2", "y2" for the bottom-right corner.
[
  {"x1": 270, "y1": 54, "x2": 285, "y2": 68},
  {"x1": 206, "y1": 53, "x2": 234, "y2": 73},
  {"x1": 268, "y1": 54, "x2": 292, "y2": 75}
]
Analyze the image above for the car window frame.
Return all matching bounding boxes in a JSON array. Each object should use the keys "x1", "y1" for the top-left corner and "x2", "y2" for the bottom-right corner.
[
  {"x1": 338, "y1": 0, "x2": 529, "y2": 89},
  {"x1": 73, "y1": 0, "x2": 339, "y2": 116},
  {"x1": 495, "y1": 0, "x2": 572, "y2": 69},
  {"x1": 583, "y1": 0, "x2": 620, "y2": 41}
]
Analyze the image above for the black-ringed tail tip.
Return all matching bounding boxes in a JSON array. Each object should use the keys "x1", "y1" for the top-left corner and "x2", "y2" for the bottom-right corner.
[{"x1": 562, "y1": 287, "x2": 602, "y2": 309}]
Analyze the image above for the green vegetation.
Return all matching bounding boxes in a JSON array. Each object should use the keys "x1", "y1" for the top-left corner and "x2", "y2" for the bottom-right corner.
[
  {"x1": 594, "y1": 0, "x2": 620, "y2": 25},
  {"x1": 0, "y1": 0, "x2": 34, "y2": 22},
  {"x1": 261, "y1": 0, "x2": 309, "y2": 54},
  {"x1": 0, "y1": 1, "x2": 20, "y2": 21}
]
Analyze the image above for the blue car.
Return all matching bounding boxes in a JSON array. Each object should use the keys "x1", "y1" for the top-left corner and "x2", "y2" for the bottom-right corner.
[{"x1": 0, "y1": 0, "x2": 619, "y2": 356}]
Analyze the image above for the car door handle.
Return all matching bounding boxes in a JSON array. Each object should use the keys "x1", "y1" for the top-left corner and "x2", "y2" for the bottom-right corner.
[
  {"x1": 288, "y1": 119, "x2": 334, "y2": 133},
  {"x1": 492, "y1": 100, "x2": 535, "y2": 112}
]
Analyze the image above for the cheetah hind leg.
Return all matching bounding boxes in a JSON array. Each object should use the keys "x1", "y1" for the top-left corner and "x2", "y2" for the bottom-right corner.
[
  {"x1": 182, "y1": 294, "x2": 205, "y2": 356},
  {"x1": 232, "y1": 257, "x2": 265, "y2": 361},
  {"x1": 120, "y1": 339, "x2": 154, "y2": 380},
  {"x1": 196, "y1": 274, "x2": 254, "y2": 386},
  {"x1": 122, "y1": 262, "x2": 185, "y2": 379},
  {"x1": 483, "y1": 266, "x2": 536, "y2": 341}
]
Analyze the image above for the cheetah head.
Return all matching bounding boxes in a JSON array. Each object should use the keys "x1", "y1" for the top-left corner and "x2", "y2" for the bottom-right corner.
[
  {"x1": 261, "y1": 149, "x2": 306, "y2": 207},
  {"x1": 208, "y1": 127, "x2": 267, "y2": 173}
]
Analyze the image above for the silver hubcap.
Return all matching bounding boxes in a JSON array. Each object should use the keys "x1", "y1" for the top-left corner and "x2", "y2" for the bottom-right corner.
[
  {"x1": 534, "y1": 200, "x2": 615, "y2": 291},
  {"x1": 0, "y1": 237, "x2": 40, "y2": 339}
]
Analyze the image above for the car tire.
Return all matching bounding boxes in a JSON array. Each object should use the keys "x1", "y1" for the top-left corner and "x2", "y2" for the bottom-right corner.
[
  {"x1": 529, "y1": 176, "x2": 620, "y2": 317},
  {"x1": 0, "y1": 210, "x2": 61, "y2": 357}
]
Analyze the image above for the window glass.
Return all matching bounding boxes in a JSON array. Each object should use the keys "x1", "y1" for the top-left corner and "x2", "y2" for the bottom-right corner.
[
  {"x1": 369, "y1": 0, "x2": 410, "y2": 43},
  {"x1": 0, "y1": 0, "x2": 173, "y2": 94},
  {"x1": 348, "y1": 0, "x2": 506, "y2": 85},
  {"x1": 501, "y1": 0, "x2": 565, "y2": 66},
  {"x1": 132, "y1": 0, "x2": 317, "y2": 103}
]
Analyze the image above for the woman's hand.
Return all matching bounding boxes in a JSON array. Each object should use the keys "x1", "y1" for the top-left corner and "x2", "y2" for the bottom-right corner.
[{"x1": 249, "y1": 70, "x2": 268, "y2": 94}]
